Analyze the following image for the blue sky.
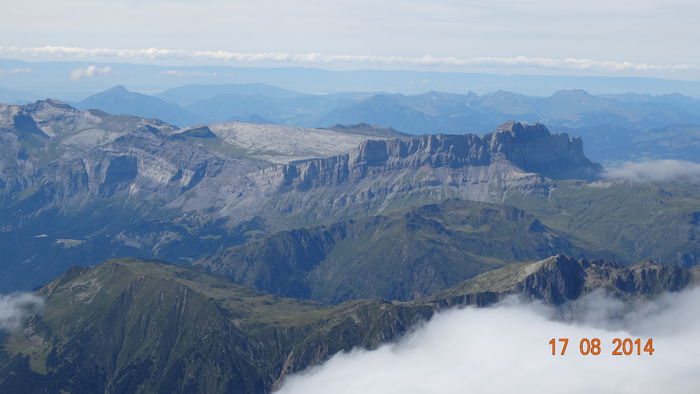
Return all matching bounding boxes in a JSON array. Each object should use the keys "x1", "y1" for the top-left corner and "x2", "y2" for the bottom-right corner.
[{"x1": 0, "y1": 0, "x2": 698, "y2": 78}]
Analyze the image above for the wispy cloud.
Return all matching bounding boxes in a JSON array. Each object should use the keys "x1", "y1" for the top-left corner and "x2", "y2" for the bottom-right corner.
[
  {"x1": 604, "y1": 160, "x2": 700, "y2": 183},
  {"x1": 0, "y1": 68, "x2": 31, "y2": 74},
  {"x1": 69, "y1": 65, "x2": 112, "y2": 81},
  {"x1": 277, "y1": 289, "x2": 700, "y2": 394},
  {"x1": 161, "y1": 70, "x2": 215, "y2": 76},
  {"x1": 0, "y1": 292, "x2": 43, "y2": 332},
  {"x1": 1, "y1": 45, "x2": 696, "y2": 73}
]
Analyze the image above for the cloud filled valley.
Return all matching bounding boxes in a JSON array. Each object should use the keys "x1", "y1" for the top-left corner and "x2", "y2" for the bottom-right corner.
[
  {"x1": 277, "y1": 288, "x2": 700, "y2": 394},
  {"x1": 604, "y1": 160, "x2": 700, "y2": 183}
]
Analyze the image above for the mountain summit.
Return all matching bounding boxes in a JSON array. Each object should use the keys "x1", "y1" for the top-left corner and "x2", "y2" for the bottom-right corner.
[
  {"x1": 78, "y1": 85, "x2": 202, "y2": 127},
  {"x1": 491, "y1": 121, "x2": 600, "y2": 179}
]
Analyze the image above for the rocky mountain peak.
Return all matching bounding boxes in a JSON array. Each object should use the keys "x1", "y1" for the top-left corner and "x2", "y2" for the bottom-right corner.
[
  {"x1": 107, "y1": 84, "x2": 129, "y2": 92},
  {"x1": 488, "y1": 121, "x2": 600, "y2": 179},
  {"x1": 22, "y1": 98, "x2": 77, "y2": 113},
  {"x1": 496, "y1": 120, "x2": 548, "y2": 137},
  {"x1": 438, "y1": 254, "x2": 699, "y2": 308},
  {"x1": 90, "y1": 85, "x2": 131, "y2": 97},
  {"x1": 552, "y1": 89, "x2": 593, "y2": 98}
]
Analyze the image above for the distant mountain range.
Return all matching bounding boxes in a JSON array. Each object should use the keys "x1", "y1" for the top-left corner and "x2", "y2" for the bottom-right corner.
[
  {"x1": 156, "y1": 83, "x2": 312, "y2": 105},
  {"x1": 77, "y1": 85, "x2": 203, "y2": 127},
  {"x1": 67, "y1": 84, "x2": 700, "y2": 163},
  {"x1": 0, "y1": 87, "x2": 38, "y2": 104},
  {"x1": 5, "y1": 58, "x2": 700, "y2": 99}
]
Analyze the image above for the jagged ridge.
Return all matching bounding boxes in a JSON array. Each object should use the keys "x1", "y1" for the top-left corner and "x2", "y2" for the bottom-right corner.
[{"x1": 1, "y1": 256, "x2": 697, "y2": 393}]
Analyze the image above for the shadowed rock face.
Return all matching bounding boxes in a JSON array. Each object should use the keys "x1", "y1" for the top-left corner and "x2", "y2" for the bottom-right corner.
[
  {"x1": 515, "y1": 254, "x2": 588, "y2": 304},
  {"x1": 12, "y1": 113, "x2": 48, "y2": 139},
  {"x1": 436, "y1": 254, "x2": 700, "y2": 306},
  {"x1": 490, "y1": 121, "x2": 601, "y2": 180}
]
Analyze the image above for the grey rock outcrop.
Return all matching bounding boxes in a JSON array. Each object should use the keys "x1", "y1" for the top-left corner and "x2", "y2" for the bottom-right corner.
[{"x1": 275, "y1": 121, "x2": 599, "y2": 191}]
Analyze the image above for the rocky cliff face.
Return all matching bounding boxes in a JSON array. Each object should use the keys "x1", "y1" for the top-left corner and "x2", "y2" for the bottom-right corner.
[
  {"x1": 489, "y1": 121, "x2": 601, "y2": 179},
  {"x1": 2, "y1": 102, "x2": 598, "y2": 225},
  {"x1": 273, "y1": 121, "x2": 599, "y2": 191},
  {"x1": 436, "y1": 254, "x2": 699, "y2": 306},
  {"x1": 0, "y1": 100, "x2": 262, "y2": 289},
  {"x1": 234, "y1": 121, "x2": 599, "y2": 229}
]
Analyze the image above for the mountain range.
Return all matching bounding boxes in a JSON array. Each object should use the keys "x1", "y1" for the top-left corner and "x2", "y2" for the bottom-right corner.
[
  {"x1": 2, "y1": 99, "x2": 699, "y2": 293},
  {"x1": 1, "y1": 96, "x2": 699, "y2": 393},
  {"x1": 6, "y1": 58, "x2": 700, "y2": 100},
  {"x1": 70, "y1": 84, "x2": 700, "y2": 164}
]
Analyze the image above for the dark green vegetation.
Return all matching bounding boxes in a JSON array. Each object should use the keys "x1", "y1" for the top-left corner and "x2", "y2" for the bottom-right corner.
[
  {"x1": 197, "y1": 199, "x2": 598, "y2": 303},
  {"x1": 198, "y1": 178, "x2": 700, "y2": 304},
  {"x1": 0, "y1": 258, "x2": 436, "y2": 393},
  {"x1": 505, "y1": 180, "x2": 700, "y2": 267},
  {"x1": 1, "y1": 256, "x2": 696, "y2": 393}
]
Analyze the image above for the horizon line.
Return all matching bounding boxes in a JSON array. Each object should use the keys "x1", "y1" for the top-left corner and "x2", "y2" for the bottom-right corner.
[{"x1": 1, "y1": 45, "x2": 697, "y2": 75}]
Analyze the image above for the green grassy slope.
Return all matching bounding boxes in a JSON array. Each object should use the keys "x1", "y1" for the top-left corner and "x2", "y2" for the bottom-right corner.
[
  {"x1": 197, "y1": 199, "x2": 600, "y2": 303},
  {"x1": 0, "y1": 259, "x2": 434, "y2": 393},
  {"x1": 3, "y1": 255, "x2": 696, "y2": 393},
  {"x1": 506, "y1": 180, "x2": 700, "y2": 266}
]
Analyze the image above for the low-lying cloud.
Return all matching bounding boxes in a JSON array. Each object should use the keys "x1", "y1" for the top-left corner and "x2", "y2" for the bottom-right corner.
[
  {"x1": 161, "y1": 70, "x2": 215, "y2": 77},
  {"x1": 0, "y1": 68, "x2": 31, "y2": 74},
  {"x1": 1, "y1": 45, "x2": 696, "y2": 73},
  {"x1": 0, "y1": 293, "x2": 43, "y2": 332},
  {"x1": 69, "y1": 65, "x2": 112, "y2": 80},
  {"x1": 276, "y1": 288, "x2": 700, "y2": 394},
  {"x1": 604, "y1": 160, "x2": 700, "y2": 183}
]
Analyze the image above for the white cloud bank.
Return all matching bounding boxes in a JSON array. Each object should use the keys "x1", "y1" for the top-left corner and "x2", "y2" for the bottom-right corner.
[
  {"x1": 1, "y1": 46, "x2": 696, "y2": 73},
  {"x1": 69, "y1": 65, "x2": 112, "y2": 81},
  {"x1": 0, "y1": 293, "x2": 43, "y2": 332},
  {"x1": 276, "y1": 288, "x2": 700, "y2": 394},
  {"x1": 604, "y1": 160, "x2": 700, "y2": 183}
]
